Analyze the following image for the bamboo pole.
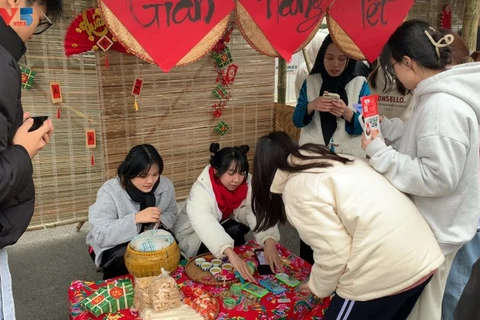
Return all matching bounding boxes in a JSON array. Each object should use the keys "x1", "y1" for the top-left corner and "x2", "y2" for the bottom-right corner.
[
  {"x1": 277, "y1": 58, "x2": 287, "y2": 104},
  {"x1": 462, "y1": 0, "x2": 480, "y2": 51}
]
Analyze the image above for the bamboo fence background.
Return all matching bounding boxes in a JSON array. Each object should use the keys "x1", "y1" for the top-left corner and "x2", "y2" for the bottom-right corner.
[{"x1": 21, "y1": 1, "x2": 274, "y2": 229}]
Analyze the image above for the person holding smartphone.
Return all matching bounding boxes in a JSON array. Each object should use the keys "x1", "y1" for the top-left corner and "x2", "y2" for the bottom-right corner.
[
  {"x1": 0, "y1": 1, "x2": 62, "y2": 319},
  {"x1": 293, "y1": 34, "x2": 370, "y2": 158}
]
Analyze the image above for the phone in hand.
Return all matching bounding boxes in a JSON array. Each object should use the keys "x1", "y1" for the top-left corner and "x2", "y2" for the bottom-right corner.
[
  {"x1": 254, "y1": 249, "x2": 274, "y2": 275},
  {"x1": 28, "y1": 116, "x2": 49, "y2": 132},
  {"x1": 323, "y1": 92, "x2": 340, "y2": 100}
]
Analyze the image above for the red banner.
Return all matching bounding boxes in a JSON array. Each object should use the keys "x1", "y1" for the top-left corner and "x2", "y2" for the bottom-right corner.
[
  {"x1": 101, "y1": 0, "x2": 235, "y2": 71},
  {"x1": 328, "y1": 0, "x2": 414, "y2": 62},
  {"x1": 238, "y1": 0, "x2": 333, "y2": 61}
]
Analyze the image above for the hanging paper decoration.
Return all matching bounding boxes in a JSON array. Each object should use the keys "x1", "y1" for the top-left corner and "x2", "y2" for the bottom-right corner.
[
  {"x1": 209, "y1": 27, "x2": 237, "y2": 128},
  {"x1": 64, "y1": 8, "x2": 127, "y2": 57},
  {"x1": 223, "y1": 64, "x2": 238, "y2": 86},
  {"x1": 328, "y1": 0, "x2": 414, "y2": 62},
  {"x1": 235, "y1": 0, "x2": 332, "y2": 60},
  {"x1": 132, "y1": 78, "x2": 143, "y2": 112},
  {"x1": 50, "y1": 82, "x2": 63, "y2": 104},
  {"x1": 20, "y1": 66, "x2": 36, "y2": 90},
  {"x1": 440, "y1": 4, "x2": 452, "y2": 30},
  {"x1": 86, "y1": 129, "x2": 96, "y2": 148},
  {"x1": 99, "y1": 0, "x2": 234, "y2": 71},
  {"x1": 214, "y1": 121, "x2": 229, "y2": 136},
  {"x1": 212, "y1": 47, "x2": 233, "y2": 69},
  {"x1": 212, "y1": 85, "x2": 229, "y2": 100}
]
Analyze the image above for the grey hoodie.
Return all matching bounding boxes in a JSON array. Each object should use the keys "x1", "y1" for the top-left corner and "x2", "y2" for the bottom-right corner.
[{"x1": 365, "y1": 62, "x2": 480, "y2": 255}]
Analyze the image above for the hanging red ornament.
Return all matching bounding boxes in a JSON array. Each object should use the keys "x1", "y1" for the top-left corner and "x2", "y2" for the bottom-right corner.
[
  {"x1": 440, "y1": 4, "x2": 452, "y2": 30},
  {"x1": 105, "y1": 54, "x2": 109, "y2": 69},
  {"x1": 91, "y1": 153, "x2": 95, "y2": 166},
  {"x1": 56, "y1": 106, "x2": 61, "y2": 119}
]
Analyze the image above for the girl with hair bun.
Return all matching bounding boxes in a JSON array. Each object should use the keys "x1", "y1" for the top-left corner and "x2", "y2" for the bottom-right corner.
[
  {"x1": 87, "y1": 144, "x2": 177, "y2": 279},
  {"x1": 362, "y1": 19, "x2": 480, "y2": 320},
  {"x1": 173, "y1": 143, "x2": 282, "y2": 283}
]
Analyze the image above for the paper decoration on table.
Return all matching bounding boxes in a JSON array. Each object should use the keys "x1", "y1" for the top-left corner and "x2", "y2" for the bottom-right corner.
[
  {"x1": 81, "y1": 278, "x2": 134, "y2": 317},
  {"x1": 86, "y1": 129, "x2": 96, "y2": 148},
  {"x1": 20, "y1": 66, "x2": 36, "y2": 90},
  {"x1": 328, "y1": 0, "x2": 414, "y2": 62},
  {"x1": 131, "y1": 78, "x2": 144, "y2": 111},
  {"x1": 99, "y1": 0, "x2": 235, "y2": 71},
  {"x1": 214, "y1": 121, "x2": 229, "y2": 136},
  {"x1": 235, "y1": 0, "x2": 330, "y2": 59},
  {"x1": 212, "y1": 47, "x2": 233, "y2": 69},
  {"x1": 64, "y1": 8, "x2": 127, "y2": 57}
]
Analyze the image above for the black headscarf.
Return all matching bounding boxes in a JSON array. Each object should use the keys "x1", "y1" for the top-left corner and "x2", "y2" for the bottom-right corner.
[{"x1": 310, "y1": 35, "x2": 358, "y2": 145}]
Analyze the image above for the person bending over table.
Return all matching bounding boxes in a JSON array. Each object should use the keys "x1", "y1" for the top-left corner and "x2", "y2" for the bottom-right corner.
[{"x1": 251, "y1": 131, "x2": 444, "y2": 320}]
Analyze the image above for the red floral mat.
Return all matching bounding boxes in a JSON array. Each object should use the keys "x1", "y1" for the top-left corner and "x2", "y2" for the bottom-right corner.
[{"x1": 69, "y1": 241, "x2": 330, "y2": 319}]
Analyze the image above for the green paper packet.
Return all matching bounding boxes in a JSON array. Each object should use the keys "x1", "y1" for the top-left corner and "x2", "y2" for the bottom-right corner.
[{"x1": 81, "y1": 279, "x2": 134, "y2": 317}]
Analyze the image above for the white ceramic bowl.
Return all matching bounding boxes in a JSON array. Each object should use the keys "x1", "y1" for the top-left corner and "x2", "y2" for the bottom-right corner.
[
  {"x1": 201, "y1": 262, "x2": 212, "y2": 271},
  {"x1": 195, "y1": 257, "x2": 206, "y2": 267}
]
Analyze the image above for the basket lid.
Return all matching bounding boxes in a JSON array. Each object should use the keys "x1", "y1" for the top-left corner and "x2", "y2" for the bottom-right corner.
[{"x1": 130, "y1": 230, "x2": 175, "y2": 253}]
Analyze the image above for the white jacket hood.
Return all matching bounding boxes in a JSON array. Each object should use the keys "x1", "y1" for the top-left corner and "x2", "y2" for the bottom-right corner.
[{"x1": 415, "y1": 62, "x2": 480, "y2": 125}]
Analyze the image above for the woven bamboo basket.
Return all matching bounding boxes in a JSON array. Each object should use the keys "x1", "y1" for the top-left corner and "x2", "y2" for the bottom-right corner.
[
  {"x1": 274, "y1": 103, "x2": 300, "y2": 142},
  {"x1": 124, "y1": 241, "x2": 181, "y2": 277}
]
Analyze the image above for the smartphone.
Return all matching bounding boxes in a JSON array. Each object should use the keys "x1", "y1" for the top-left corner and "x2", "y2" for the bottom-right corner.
[
  {"x1": 323, "y1": 92, "x2": 340, "y2": 100},
  {"x1": 254, "y1": 249, "x2": 273, "y2": 275},
  {"x1": 28, "y1": 116, "x2": 49, "y2": 132}
]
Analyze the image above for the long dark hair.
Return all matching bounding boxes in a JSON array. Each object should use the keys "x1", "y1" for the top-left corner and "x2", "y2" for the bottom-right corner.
[
  {"x1": 252, "y1": 132, "x2": 352, "y2": 232},
  {"x1": 117, "y1": 144, "x2": 164, "y2": 188},
  {"x1": 209, "y1": 143, "x2": 250, "y2": 177},
  {"x1": 380, "y1": 20, "x2": 452, "y2": 77}
]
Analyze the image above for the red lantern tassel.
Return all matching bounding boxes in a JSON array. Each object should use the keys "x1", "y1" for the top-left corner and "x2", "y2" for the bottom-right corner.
[
  {"x1": 56, "y1": 106, "x2": 61, "y2": 119},
  {"x1": 91, "y1": 153, "x2": 95, "y2": 166},
  {"x1": 105, "y1": 54, "x2": 109, "y2": 69}
]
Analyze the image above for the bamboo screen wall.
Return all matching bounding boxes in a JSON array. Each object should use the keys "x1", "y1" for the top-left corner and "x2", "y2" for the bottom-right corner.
[{"x1": 21, "y1": 1, "x2": 274, "y2": 229}]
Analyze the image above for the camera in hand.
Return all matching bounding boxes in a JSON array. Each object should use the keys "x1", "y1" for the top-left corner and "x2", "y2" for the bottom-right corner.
[{"x1": 28, "y1": 116, "x2": 49, "y2": 132}]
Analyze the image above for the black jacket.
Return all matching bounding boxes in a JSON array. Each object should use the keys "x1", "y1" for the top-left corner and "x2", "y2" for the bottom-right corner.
[{"x1": 0, "y1": 18, "x2": 36, "y2": 249}]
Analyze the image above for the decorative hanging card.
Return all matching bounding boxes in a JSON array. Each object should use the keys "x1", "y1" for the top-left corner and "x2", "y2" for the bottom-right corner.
[
  {"x1": 99, "y1": 0, "x2": 235, "y2": 71},
  {"x1": 86, "y1": 129, "x2": 96, "y2": 148},
  {"x1": 64, "y1": 8, "x2": 127, "y2": 57},
  {"x1": 132, "y1": 78, "x2": 144, "y2": 96},
  {"x1": 50, "y1": 82, "x2": 63, "y2": 104},
  {"x1": 328, "y1": 0, "x2": 414, "y2": 62},
  {"x1": 236, "y1": 0, "x2": 333, "y2": 60}
]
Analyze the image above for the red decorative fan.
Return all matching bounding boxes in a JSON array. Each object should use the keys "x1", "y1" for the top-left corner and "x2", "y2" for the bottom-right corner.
[{"x1": 64, "y1": 8, "x2": 128, "y2": 57}]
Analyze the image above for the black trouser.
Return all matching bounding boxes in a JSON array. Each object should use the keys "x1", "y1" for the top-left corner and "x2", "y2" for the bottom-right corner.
[
  {"x1": 89, "y1": 243, "x2": 129, "y2": 280},
  {"x1": 324, "y1": 276, "x2": 432, "y2": 320},
  {"x1": 197, "y1": 219, "x2": 250, "y2": 255},
  {"x1": 300, "y1": 239, "x2": 314, "y2": 265}
]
